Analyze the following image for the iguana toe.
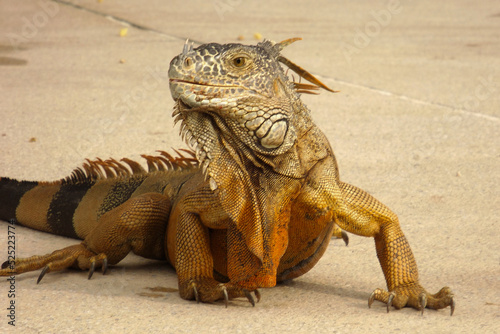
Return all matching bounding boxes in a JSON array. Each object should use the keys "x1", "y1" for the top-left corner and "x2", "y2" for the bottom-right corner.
[{"x1": 0, "y1": 243, "x2": 106, "y2": 282}]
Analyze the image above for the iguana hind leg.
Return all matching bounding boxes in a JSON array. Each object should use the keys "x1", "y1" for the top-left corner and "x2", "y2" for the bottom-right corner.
[
  {"x1": 0, "y1": 193, "x2": 171, "y2": 282},
  {"x1": 336, "y1": 182, "x2": 454, "y2": 314}
]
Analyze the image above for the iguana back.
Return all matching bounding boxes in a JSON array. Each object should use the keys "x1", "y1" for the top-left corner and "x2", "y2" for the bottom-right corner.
[{"x1": 0, "y1": 151, "x2": 196, "y2": 241}]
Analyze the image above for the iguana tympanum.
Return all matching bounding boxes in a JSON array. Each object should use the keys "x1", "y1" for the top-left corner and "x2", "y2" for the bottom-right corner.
[{"x1": 0, "y1": 38, "x2": 454, "y2": 314}]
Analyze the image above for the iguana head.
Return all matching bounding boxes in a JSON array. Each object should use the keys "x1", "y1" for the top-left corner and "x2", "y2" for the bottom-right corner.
[{"x1": 168, "y1": 38, "x2": 335, "y2": 175}]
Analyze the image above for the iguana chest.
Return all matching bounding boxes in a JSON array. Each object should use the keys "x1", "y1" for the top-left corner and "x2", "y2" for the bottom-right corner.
[{"x1": 166, "y1": 163, "x2": 336, "y2": 288}]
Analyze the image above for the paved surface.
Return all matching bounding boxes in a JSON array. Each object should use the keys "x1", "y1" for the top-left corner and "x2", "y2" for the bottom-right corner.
[{"x1": 0, "y1": 0, "x2": 499, "y2": 333}]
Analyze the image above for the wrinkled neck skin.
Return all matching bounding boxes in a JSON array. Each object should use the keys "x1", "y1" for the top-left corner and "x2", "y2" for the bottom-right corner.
[{"x1": 175, "y1": 94, "x2": 330, "y2": 286}]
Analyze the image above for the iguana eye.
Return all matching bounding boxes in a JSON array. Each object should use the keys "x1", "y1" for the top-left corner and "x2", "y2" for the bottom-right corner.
[
  {"x1": 184, "y1": 57, "x2": 193, "y2": 67},
  {"x1": 233, "y1": 56, "x2": 246, "y2": 67}
]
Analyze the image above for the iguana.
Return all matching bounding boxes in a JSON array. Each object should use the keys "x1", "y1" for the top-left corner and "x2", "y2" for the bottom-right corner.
[{"x1": 0, "y1": 38, "x2": 454, "y2": 314}]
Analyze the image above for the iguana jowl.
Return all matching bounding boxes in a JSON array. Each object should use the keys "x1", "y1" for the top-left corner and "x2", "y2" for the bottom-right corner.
[{"x1": 0, "y1": 38, "x2": 454, "y2": 313}]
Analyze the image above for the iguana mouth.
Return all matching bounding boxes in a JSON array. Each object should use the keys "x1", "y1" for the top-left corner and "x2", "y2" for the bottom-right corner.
[
  {"x1": 169, "y1": 78, "x2": 241, "y2": 89},
  {"x1": 169, "y1": 79, "x2": 244, "y2": 110}
]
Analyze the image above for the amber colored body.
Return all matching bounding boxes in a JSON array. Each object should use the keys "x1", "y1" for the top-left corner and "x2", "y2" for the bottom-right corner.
[{"x1": 0, "y1": 38, "x2": 454, "y2": 313}]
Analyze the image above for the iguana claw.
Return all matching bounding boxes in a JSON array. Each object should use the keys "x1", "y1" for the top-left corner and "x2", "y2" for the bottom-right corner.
[
  {"x1": 386, "y1": 291, "x2": 395, "y2": 313},
  {"x1": 419, "y1": 292, "x2": 427, "y2": 316},
  {"x1": 368, "y1": 288, "x2": 380, "y2": 309},
  {"x1": 254, "y1": 289, "x2": 261, "y2": 303},
  {"x1": 88, "y1": 261, "x2": 96, "y2": 280},
  {"x1": 37, "y1": 266, "x2": 50, "y2": 284},
  {"x1": 341, "y1": 230, "x2": 349, "y2": 246},
  {"x1": 88, "y1": 254, "x2": 108, "y2": 279},
  {"x1": 191, "y1": 282, "x2": 199, "y2": 303},
  {"x1": 222, "y1": 286, "x2": 229, "y2": 308},
  {"x1": 244, "y1": 289, "x2": 255, "y2": 307},
  {"x1": 244, "y1": 289, "x2": 261, "y2": 307},
  {"x1": 331, "y1": 224, "x2": 349, "y2": 246},
  {"x1": 102, "y1": 257, "x2": 108, "y2": 275}
]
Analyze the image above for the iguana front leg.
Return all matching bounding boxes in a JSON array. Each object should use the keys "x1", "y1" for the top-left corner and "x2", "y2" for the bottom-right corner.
[
  {"x1": 172, "y1": 202, "x2": 260, "y2": 307},
  {"x1": 336, "y1": 182, "x2": 455, "y2": 315},
  {"x1": 0, "y1": 193, "x2": 171, "y2": 281}
]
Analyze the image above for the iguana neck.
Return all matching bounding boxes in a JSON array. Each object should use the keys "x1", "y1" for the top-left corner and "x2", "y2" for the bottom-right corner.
[{"x1": 193, "y1": 98, "x2": 326, "y2": 181}]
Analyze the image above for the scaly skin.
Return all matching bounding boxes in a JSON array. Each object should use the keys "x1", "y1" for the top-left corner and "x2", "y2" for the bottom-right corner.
[{"x1": 0, "y1": 38, "x2": 454, "y2": 314}]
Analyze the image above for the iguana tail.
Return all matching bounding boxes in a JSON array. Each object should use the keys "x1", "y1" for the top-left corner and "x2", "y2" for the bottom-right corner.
[
  {"x1": 0, "y1": 176, "x2": 96, "y2": 239},
  {"x1": 0, "y1": 177, "x2": 38, "y2": 223}
]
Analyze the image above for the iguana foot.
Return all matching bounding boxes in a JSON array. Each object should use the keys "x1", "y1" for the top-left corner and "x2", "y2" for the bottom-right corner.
[
  {"x1": 368, "y1": 283, "x2": 455, "y2": 315},
  {"x1": 0, "y1": 243, "x2": 108, "y2": 283},
  {"x1": 180, "y1": 278, "x2": 261, "y2": 307}
]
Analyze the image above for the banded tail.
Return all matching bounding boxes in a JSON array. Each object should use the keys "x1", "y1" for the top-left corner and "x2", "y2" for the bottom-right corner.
[
  {"x1": 0, "y1": 176, "x2": 97, "y2": 239},
  {"x1": 0, "y1": 177, "x2": 39, "y2": 224}
]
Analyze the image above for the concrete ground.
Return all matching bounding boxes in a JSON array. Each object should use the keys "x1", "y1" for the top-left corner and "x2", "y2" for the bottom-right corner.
[{"x1": 0, "y1": 0, "x2": 499, "y2": 332}]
